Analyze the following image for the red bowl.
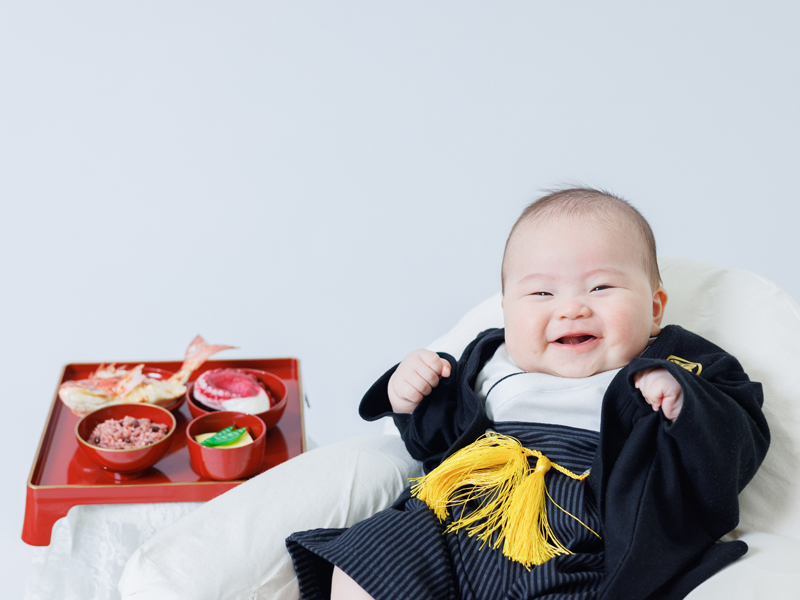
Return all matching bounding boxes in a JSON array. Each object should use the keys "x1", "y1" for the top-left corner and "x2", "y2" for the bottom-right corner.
[
  {"x1": 141, "y1": 367, "x2": 185, "y2": 412},
  {"x1": 186, "y1": 412, "x2": 266, "y2": 480},
  {"x1": 75, "y1": 404, "x2": 176, "y2": 481},
  {"x1": 186, "y1": 369, "x2": 287, "y2": 429}
]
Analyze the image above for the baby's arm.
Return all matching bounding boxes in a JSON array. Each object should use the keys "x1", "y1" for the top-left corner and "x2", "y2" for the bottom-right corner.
[
  {"x1": 634, "y1": 367, "x2": 684, "y2": 422},
  {"x1": 388, "y1": 349, "x2": 452, "y2": 414}
]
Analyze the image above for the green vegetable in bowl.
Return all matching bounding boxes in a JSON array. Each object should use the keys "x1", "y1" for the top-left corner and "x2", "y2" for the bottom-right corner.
[{"x1": 200, "y1": 425, "x2": 248, "y2": 447}]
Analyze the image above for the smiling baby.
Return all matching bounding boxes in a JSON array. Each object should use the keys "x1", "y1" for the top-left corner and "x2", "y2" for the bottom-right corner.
[{"x1": 287, "y1": 187, "x2": 769, "y2": 600}]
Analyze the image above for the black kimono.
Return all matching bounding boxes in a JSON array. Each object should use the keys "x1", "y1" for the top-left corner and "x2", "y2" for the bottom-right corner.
[{"x1": 288, "y1": 325, "x2": 769, "y2": 600}]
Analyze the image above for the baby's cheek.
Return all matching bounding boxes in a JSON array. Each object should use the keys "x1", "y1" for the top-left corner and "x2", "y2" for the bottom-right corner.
[
  {"x1": 505, "y1": 339, "x2": 531, "y2": 370},
  {"x1": 612, "y1": 309, "x2": 651, "y2": 352},
  {"x1": 604, "y1": 315, "x2": 633, "y2": 350}
]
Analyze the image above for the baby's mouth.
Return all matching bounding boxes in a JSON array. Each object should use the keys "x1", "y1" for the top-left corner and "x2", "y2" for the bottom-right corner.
[{"x1": 555, "y1": 335, "x2": 596, "y2": 345}]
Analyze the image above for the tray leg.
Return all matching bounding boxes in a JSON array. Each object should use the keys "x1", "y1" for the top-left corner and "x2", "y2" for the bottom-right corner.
[{"x1": 22, "y1": 487, "x2": 68, "y2": 546}]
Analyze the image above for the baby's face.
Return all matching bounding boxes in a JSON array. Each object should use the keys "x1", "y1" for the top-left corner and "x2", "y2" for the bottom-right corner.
[{"x1": 502, "y1": 216, "x2": 667, "y2": 378}]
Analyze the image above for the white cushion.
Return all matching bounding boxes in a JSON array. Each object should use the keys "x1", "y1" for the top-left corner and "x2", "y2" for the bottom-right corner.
[
  {"x1": 118, "y1": 435, "x2": 423, "y2": 600},
  {"x1": 120, "y1": 257, "x2": 800, "y2": 599},
  {"x1": 686, "y1": 531, "x2": 800, "y2": 599},
  {"x1": 421, "y1": 257, "x2": 800, "y2": 541},
  {"x1": 659, "y1": 257, "x2": 800, "y2": 539}
]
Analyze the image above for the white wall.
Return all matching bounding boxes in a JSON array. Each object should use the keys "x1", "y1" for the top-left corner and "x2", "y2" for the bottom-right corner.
[{"x1": 3, "y1": 2, "x2": 799, "y2": 597}]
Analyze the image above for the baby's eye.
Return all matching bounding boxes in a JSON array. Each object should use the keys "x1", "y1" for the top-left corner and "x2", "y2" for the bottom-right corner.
[
  {"x1": 530, "y1": 291, "x2": 552, "y2": 297},
  {"x1": 591, "y1": 285, "x2": 612, "y2": 292}
]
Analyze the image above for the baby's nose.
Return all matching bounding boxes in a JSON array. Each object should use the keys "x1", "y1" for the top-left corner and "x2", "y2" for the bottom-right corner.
[{"x1": 558, "y1": 298, "x2": 592, "y2": 319}]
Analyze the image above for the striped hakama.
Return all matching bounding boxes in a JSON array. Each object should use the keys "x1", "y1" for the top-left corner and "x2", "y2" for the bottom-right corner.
[{"x1": 287, "y1": 422, "x2": 603, "y2": 600}]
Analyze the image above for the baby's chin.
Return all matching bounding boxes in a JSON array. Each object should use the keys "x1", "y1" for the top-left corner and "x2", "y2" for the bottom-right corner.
[
  {"x1": 549, "y1": 366, "x2": 612, "y2": 378},
  {"x1": 512, "y1": 356, "x2": 623, "y2": 378}
]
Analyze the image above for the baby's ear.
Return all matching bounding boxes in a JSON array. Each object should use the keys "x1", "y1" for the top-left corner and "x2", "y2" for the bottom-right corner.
[{"x1": 651, "y1": 286, "x2": 668, "y2": 333}]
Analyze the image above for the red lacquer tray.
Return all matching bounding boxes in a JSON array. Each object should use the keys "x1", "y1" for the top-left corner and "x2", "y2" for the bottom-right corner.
[{"x1": 23, "y1": 358, "x2": 305, "y2": 546}]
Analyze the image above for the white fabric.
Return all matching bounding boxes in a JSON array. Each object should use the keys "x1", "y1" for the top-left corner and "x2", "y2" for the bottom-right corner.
[
  {"x1": 25, "y1": 502, "x2": 203, "y2": 600},
  {"x1": 418, "y1": 256, "x2": 800, "y2": 544},
  {"x1": 31, "y1": 255, "x2": 799, "y2": 600},
  {"x1": 24, "y1": 437, "x2": 320, "y2": 600},
  {"x1": 658, "y1": 257, "x2": 800, "y2": 540},
  {"x1": 685, "y1": 531, "x2": 800, "y2": 599},
  {"x1": 118, "y1": 435, "x2": 422, "y2": 600},
  {"x1": 476, "y1": 342, "x2": 615, "y2": 431}
]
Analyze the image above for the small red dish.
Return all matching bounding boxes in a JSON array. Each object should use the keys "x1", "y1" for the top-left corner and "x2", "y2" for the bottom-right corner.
[
  {"x1": 186, "y1": 369, "x2": 287, "y2": 429},
  {"x1": 141, "y1": 367, "x2": 186, "y2": 412},
  {"x1": 75, "y1": 404, "x2": 177, "y2": 481},
  {"x1": 186, "y1": 412, "x2": 266, "y2": 480}
]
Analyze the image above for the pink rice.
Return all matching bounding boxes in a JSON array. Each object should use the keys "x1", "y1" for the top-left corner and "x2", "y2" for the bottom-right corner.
[{"x1": 89, "y1": 416, "x2": 169, "y2": 449}]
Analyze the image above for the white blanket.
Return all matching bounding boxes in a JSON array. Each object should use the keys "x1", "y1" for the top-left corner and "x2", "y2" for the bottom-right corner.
[{"x1": 27, "y1": 257, "x2": 800, "y2": 600}]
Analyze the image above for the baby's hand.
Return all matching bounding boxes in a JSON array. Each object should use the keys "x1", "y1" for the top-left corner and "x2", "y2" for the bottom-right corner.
[
  {"x1": 388, "y1": 349, "x2": 452, "y2": 414},
  {"x1": 634, "y1": 367, "x2": 684, "y2": 423}
]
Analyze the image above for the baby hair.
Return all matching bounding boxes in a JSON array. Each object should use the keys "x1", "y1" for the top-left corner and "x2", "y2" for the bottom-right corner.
[{"x1": 501, "y1": 187, "x2": 661, "y2": 292}]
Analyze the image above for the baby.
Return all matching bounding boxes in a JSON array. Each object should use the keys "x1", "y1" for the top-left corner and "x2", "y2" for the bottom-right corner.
[
  {"x1": 389, "y1": 189, "x2": 681, "y2": 422},
  {"x1": 287, "y1": 188, "x2": 769, "y2": 600}
]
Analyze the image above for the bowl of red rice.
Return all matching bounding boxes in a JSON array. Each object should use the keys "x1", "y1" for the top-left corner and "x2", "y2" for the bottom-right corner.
[{"x1": 75, "y1": 403, "x2": 177, "y2": 480}]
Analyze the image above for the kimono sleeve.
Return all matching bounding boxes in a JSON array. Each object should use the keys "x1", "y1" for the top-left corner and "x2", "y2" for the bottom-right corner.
[
  {"x1": 627, "y1": 347, "x2": 769, "y2": 531},
  {"x1": 597, "y1": 331, "x2": 769, "y2": 599}
]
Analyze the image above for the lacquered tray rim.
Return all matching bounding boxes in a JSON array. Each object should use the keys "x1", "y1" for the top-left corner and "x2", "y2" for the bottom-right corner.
[
  {"x1": 26, "y1": 363, "x2": 70, "y2": 491},
  {"x1": 26, "y1": 357, "x2": 305, "y2": 491}
]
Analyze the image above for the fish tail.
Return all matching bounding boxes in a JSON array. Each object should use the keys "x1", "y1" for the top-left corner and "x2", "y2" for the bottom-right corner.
[{"x1": 170, "y1": 335, "x2": 236, "y2": 384}]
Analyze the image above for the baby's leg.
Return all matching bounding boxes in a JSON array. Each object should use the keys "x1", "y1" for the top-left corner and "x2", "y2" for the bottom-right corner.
[{"x1": 331, "y1": 566, "x2": 376, "y2": 600}]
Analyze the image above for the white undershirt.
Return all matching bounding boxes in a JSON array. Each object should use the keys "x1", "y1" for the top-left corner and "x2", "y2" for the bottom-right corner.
[{"x1": 474, "y1": 343, "x2": 620, "y2": 432}]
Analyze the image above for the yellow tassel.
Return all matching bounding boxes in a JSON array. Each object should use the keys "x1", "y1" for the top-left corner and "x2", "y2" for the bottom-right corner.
[
  {"x1": 410, "y1": 432, "x2": 598, "y2": 569},
  {"x1": 498, "y1": 456, "x2": 570, "y2": 567},
  {"x1": 411, "y1": 434, "x2": 530, "y2": 526}
]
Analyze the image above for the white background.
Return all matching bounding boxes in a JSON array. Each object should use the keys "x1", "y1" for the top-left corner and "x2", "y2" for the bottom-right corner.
[{"x1": 2, "y1": 2, "x2": 799, "y2": 597}]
